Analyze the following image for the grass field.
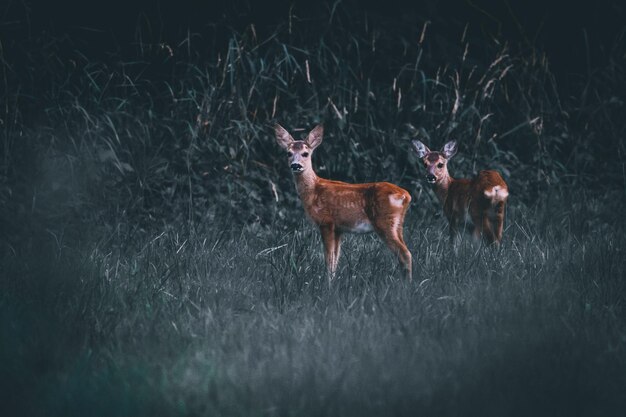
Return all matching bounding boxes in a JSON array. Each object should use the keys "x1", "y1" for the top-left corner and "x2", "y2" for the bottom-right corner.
[
  {"x1": 3, "y1": 194, "x2": 625, "y2": 416},
  {"x1": 1, "y1": 2, "x2": 625, "y2": 416}
]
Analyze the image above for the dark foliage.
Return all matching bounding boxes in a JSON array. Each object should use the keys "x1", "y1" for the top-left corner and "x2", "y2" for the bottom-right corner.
[{"x1": 2, "y1": 1, "x2": 624, "y2": 236}]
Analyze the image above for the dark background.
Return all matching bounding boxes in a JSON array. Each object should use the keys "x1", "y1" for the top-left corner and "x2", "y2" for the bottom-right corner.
[
  {"x1": 2, "y1": 0, "x2": 625, "y2": 225},
  {"x1": 4, "y1": 0, "x2": 625, "y2": 86}
]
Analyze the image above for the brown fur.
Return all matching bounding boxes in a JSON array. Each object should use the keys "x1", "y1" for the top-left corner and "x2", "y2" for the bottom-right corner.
[
  {"x1": 276, "y1": 124, "x2": 413, "y2": 282},
  {"x1": 412, "y1": 140, "x2": 509, "y2": 245},
  {"x1": 443, "y1": 170, "x2": 508, "y2": 244}
]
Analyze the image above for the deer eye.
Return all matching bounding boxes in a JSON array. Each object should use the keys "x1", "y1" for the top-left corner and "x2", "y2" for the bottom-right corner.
[
  {"x1": 437, "y1": 163, "x2": 444, "y2": 168},
  {"x1": 302, "y1": 152, "x2": 309, "y2": 158},
  {"x1": 287, "y1": 152, "x2": 293, "y2": 157}
]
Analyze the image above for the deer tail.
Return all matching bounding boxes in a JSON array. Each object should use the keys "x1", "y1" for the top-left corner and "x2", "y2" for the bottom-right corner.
[{"x1": 484, "y1": 185, "x2": 509, "y2": 204}]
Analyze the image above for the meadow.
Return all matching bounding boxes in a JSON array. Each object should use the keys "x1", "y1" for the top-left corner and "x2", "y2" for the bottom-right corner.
[{"x1": 1, "y1": 3, "x2": 625, "y2": 416}]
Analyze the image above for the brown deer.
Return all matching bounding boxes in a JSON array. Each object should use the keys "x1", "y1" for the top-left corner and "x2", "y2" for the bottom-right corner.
[
  {"x1": 275, "y1": 124, "x2": 413, "y2": 282},
  {"x1": 411, "y1": 140, "x2": 509, "y2": 245}
]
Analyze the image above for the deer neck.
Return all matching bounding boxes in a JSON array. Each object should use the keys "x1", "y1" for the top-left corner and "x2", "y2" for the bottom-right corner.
[
  {"x1": 434, "y1": 171, "x2": 453, "y2": 205},
  {"x1": 293, "y1": 169, "x2": 319, "y2": 201}
]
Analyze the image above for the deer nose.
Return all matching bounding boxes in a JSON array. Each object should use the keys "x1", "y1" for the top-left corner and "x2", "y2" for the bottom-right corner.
[
  {"x1": 290, "y1": 163, "x2": 304, "y2": 172},
  {"x1": 426, "y1": 174, "x2": 436, "y2": 183}
]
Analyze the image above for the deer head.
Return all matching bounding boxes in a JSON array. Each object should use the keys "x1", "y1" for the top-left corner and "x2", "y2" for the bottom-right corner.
[
  {"x1": 412, "y1": 140, "x2": 458, "y2": 184},
  {"x1": 275, "y1": 124, "x2": 323, "y2": 174}
]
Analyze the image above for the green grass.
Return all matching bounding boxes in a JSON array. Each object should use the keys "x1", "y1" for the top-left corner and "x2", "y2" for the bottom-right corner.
[{"x1": 2, "y1": 199, "x2": 625, "y2": 416}]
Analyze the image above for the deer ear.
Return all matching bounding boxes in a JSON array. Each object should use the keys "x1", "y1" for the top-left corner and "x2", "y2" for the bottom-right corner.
[
  {"x1": 441, "y1": 140, "x2": 458, "y2": 159},
  {"x1": 411, "y1": 140, "x2": 430, "y2": 158},
  {"x1": 306, "y1": 124, "x2": 324, "y2": 150},
  {"x1": 275, "y1": 124, "x2": 294, "y2": 150}
]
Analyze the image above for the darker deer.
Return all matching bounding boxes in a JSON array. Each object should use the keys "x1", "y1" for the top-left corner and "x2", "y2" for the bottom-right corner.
[
  {"x1": 412, "y1": 140, "x2": 509, "y2": 245},
  {"x1": 276, "y1": 124, "x2": 413, "y2": 282}
]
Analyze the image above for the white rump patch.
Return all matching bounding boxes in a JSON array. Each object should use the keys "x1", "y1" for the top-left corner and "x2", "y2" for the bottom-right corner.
[
  {"x1": 389, "y1": 194, "x2": 405, "y2": 208},
  {"x1": 484, "y1": 186, "x2": 509, "y2": 201}
]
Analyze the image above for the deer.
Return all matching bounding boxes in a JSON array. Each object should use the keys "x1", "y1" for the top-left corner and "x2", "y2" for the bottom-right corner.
[
  {"x1": 275, "y1": 124, "x2": 413, "y2": 282},
  {"x1": 411, "y1": 140, "x2": 509, "y2": 245}
]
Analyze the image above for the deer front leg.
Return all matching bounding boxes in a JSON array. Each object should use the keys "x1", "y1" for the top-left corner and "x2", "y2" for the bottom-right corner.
[
  {"x1": 319, "y1": 225, "x2": 337, "y2": 282},
  {"x1": 471, "y1": 221, "x2": 482, "y2": 242},
  {"x1": 469, "y1": 206, "x2": 486, "y2": 243},
  {"x1": 448, "y1": 215, "x2": 461, "y2": 244}
]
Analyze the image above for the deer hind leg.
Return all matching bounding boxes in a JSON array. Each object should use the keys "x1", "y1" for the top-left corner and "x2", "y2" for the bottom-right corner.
[
  {"x1": 396, "y1": 220, "x2": 407, "y2": 246},
  {"x1": 319, "y1": 225, "x2": 338, "y2": 282},
  {"x1": 374, "y1": 218, "x2": 412, "y2": 282},
  {"x1": 395, "y1": 208, "x2": 408, "y2": 245},
  {"x1": 492, "y1": 201, "x2": 506, "y2": 244},
  {"x1": 395, "y1": 215, "x2": 413, "y2": 281},
  {"x1": 333, "y1": 230, "x2": 343, "y2": 273},
  {"x1": 396, "y1": 201, "x2": 413, "y2": 280},
  {"x1": 481, "y1": 215, "x2": 497, "y2": 244},
  {"x1": 469, "y1": 208, "x2": 496, "y2": 245}
]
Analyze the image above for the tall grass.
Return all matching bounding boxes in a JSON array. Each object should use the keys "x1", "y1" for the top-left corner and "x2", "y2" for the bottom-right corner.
[{"x1": 2, "y1": 2, "x2": 623, "y2": 235}]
